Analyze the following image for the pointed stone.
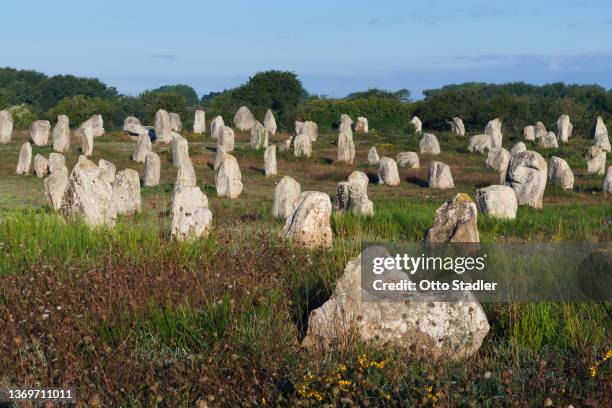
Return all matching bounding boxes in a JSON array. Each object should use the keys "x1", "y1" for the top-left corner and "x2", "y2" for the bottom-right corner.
[
  {"x1": 52, "y1": 115, "x2": 70, "y2": 152},
  {"x1": 210, "y1": 115, "x2": 225, "y2": 139},
  {"x1": 175, "y1": 157, "x2": 197, "y2": 188},
  {"x1": 215, "y1": 154, "x2": 243, "y2": 199},
  {"x1": 263, "y1": 109, "x2": 277, "y2": 136},
  {"x1": 264, "y1": 144, "x2": 277, "y2": 177},
  {"x1": 16, "y1": 142, "x2": 32, "y2": 175},
  {"x1": 593, "y1": 116, "x2": 611, "y2": 151},
  {"x1": 272, "y1": 176, "x2": 301, "y2": 219},
  {"x1": 143, "y1": 152, "x2": 160, "y2": 187}
]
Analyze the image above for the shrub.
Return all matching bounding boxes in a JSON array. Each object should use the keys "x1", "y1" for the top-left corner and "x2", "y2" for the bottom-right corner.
[
  {"x1": 47, "y1": 95, "x2": 118, "y2": 126},
  {"x1": 8, "y1": 104, "x2": 37, "y2": 129}
]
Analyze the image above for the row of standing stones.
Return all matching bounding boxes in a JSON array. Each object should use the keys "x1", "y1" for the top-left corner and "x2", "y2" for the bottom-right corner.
[{"x1": 5, "y1": 107, "x2": 612, "y2": 359}]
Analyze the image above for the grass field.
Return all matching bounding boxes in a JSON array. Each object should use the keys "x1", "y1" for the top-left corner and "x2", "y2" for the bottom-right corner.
[{"x1": 0, "y1": 126, "x2": 611, "y2": 406}]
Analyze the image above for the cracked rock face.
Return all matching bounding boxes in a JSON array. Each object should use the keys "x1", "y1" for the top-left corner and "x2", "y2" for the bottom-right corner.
[
  {"x1": 334, "y1": 181, "x2": 374, "y2": 215},
  {"x1": 171, "y1": 185, "x2": 212, "y2": 241},
  {"x1": 420, "y1": 133, "x2": 440, "y2": 155},
  {"x1": 282, "y1": 191, "x2": 332, "y2": 248},
  {"x1": 426, "y1": 193, "x2": 479, "y2": 243},
  {"x1": 428, "y1": 161, "x2": 454, "y2": 189},
  {"x1": 272, "y1": 176, "x2": 301, "y2": 220},
  {"x1": 476, "y1": 185, "x2": 517, "y2": 220},
  {"x1": 505, "y1": 150, "x2": 547, "y2": 208},
  {"x1": 548, "y1": 156, "x2": 574, "y2": 189},
  {"x1": 378, "y1": 157, "x2": 400, "y2": 186},
  {"x1": 484, "y1": 118, "x2": 502, "y2": 148}
]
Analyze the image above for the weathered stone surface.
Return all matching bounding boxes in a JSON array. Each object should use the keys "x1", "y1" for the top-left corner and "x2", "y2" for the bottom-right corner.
[
  {"x1": 428, "y1": 161, "x2": 454, "y2": 189},
  {"x1": 171, "y1": 185, "x2": 212, "y2": 241},
  {"x1": 143, "y1": 152, "x2": 160, "y2": 187},
  {"x1": 557, "y1": 115, "x2": 573, "y2": 143},
  {"x1": 132, "y1": 133, "x2": 152, "y2": 163},
  {"x1": 475, "y1": 185, "x2": 517, "y2": 219},
  {"x1": 215, "y1": 154, "x2": 243, "y2": 199},
  {"x1": 367, "y1": 146, "x2": 380, "y2": 165},
  {"x1": 593, "y1": 116, "x2": 611, "y2": 152},
  {"x1": 334, "y1": 181, "x2": 373, "y2": 215},
  {"x1": 302, "y1": 121, "x2": 318, "y2": 142},
  {"x1": 0, "y1": 110, "x2": 13, "y2": 144},
  {"x1": 468, "y1": 134, "x2": 492, "y2": 154},
  {"x1": 193, "y1": 110, "x2": 206, "y2": 134},
  {"x1": 234, "y1": 106, "x2": 256, "y2": 131},
  {"x1": 603, "y1": 166, "x2": 612, "y2": 195},
  {"x1": 523, "y1": 125, "x2": 536, "y2": 141},
  {"x1": 217, "y1": 126, "x2": 235, "y2": 152},
  {"x1": 81, "y1": 127, "x2": 94, "y2": 156},
  {"x1": 264, "y1": 144, "x2": 277, "y2": 177},
  {"x1": 548, "y1": 156, "x2": 574, "y2": 189},
  {"x1": 420, "y1": 133, "x2": 440, "y2": 155},
  {"x1": 282, "y1": 191, "x2": 332, "y2": 248},
  {"x1": 263, "y1": 109, "x2": 277, "y2": 136},
  {"x1": 33, "y1": 154, "x2": 49, "y2": 178},
  {"x1": 485, "y1": 118, "x2": 502, "y2": 148},
  {"x1": 30, "y1": 120, "x2": 51, "y2": 146},
  {"x1": 510, "y1": 142, "x2": 527, "y2": 155},
  {"x1": 48, "y1": 153, "x2": 66, "y2": 173},
  {"x1": 52, "y1": 115, "x2": 70, "y2": 152},
  {"x1": 378, "y1": 157, "x2": 400, "y2": 186},
  {"x1": 410, "y1": 116, "x2": 422, "y2": 133},
  {"x1": 214, "y1": 147, "x2": 226, "y2": 171},
  {"x1": 340, "y1": 114, "x2": 353, "y2": 127},
  {"x1": 449, "y1": 117, "x2": 465, "y2": 136},
  {"x1": 301, "y1": 248, "x2": 490, "y2": 359},
  {"x1": 175, "y1": 157, "x2": 197, "y2": 188},
  {"x1": 347, "y1": 171, "x2": 369, "y2": 191},
  {"x1": 355, "y1": 117, "x2": 369, "y2": 133},
  {"x1": 98, "y1": 159, "x2": 116, "y2": 184},
  {"x1": 539, "y1": 131, "x2": 558, "y2": 149},
  {"x1": 295, "y1": 121, "x2": 304, "y2": 136},
  {"x1": 505, "y1": 151, "x2": 547, "y2": 208},
  {"x1": 172, "y1": 135, "x2": 190, "y2": 167},
  {"x1": 396, "y1": 151, "x2": 419, "y2": 168},
  {"x1": 250, "y1": 121, "x2": 268, "y2": 150},
  {"x1": 294, "y1": 133, "x2": 312, "y2": 158},
  {"x1": 272, "y1": 176, "x2": 301, "y2": 219},
  {"x1": 486, "y1": 147, "x2": 510, "y2": 183},
  {"x1": 426, "y1": 193, "x2": 479, "y2": 243},
  {"x1": 210, "y1": 115, "x2": 225, "y2": 139},
  {"x1": 112, "y1": 169, "x2": 141, "y2": 216},
  {"x1": 44, "y1": 155, "x2": 69, "y2": 210},
  {"x1": 60, "y1": 159, "x2": 117, "y2": 227},
  {"x1": 337, "y1": 123, "x2": 355, "y2": 164},
  {"x1": 585, "y1": 146, "x2": 606, "y2": 175},
  {"x1": 123, "y1": 116, "x2": 147, "y2": 135},
  {"x1": 75, "y1": 114, "x2": 104, "y2": 138},
  {"x1": 16, "y1": 142, "x2": 32, "y2": 174},
  {"x1": 169, "y1": 112, "x2": 182, "y2": 132},
  {"x1": 154, "y1": 109, "x2": 172, "y2": 143},
  {"x1": 534, "y1": 121, "x2": 547, "y2": 139}
]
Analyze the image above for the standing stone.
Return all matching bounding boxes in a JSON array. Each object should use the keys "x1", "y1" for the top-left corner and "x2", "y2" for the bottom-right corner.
[
  {"x1": 548, "y1": 156, "x2": 574, "y2": 189},
  {"x1": 172, "y1": 135, "x2": 190, "y2": 167},
  {"x1": 505, "y1": 151, "x2": 547, "y2": 208},
  {"x1": 449, "y1": 117, "x2": 465, "y2": 136},
  {"x1": 355, "y1": 117, "x2": 369, "y2": 133},
  {"x1": 234, "y1": 106, "x2": 256, "y2": 131},
  {"x1": 557, "y1": 115, "x2": 573, "y2": 143},
  {"x1": 30, "y1": 120, "x2": 51, "y2": 146},
  {"x1": 75, "y1": 115, "x2": 104, "y2": 138},
  {"x1": 585, "y1": 146, "x2": 607, "y2": 175},
  {"x1": 295, "y1": 121, "x2": 304, "y2": 136},
  {"x1": 426, "y1": 193, "x2": 479, "y2": 243},
  {"x1": 112, "y1": 169, "x2": 142, "y2": 216},
  {"x1": 215, "y1": 154, "x2": 243, "y2": 199},
  {"x1": 302, "y1": 121, "x2": 318, "y2": 142},
  {"x1": 539, "y1": 131, "x2": 559, "y2": 149},
  {"x1": 210, "y1": 115, "x2": 225, "y2": 139},
  {"x1": 98, "y1": 159, "x2": 116, "y2": 184},
  {"x1": 52, "y1": 115, "x2": 70, "y2": 152},
  {"x1": 171, "y1": 185, "x2": 213, "y2": 241},
  {"x1": 410, "y1": 116, "x2": 422, "y2": 134},
  {"x1": 176, "y1": 158, "x2": 197, "y2": 188},
  {"x1": 340, "y1": 114, "x2": 353, "y2": 127},
  {"x1": 534, "y1": 121, "x2": 547, "y2": 139},
  {"x1": 214, "y1": 147, "x2": 226, "y2": 171},
  {"x1": 44, "y1": 154, "x2": 69, "y2": 210},
  {"x1": 334, "y1": 181, "x2": 373, "y2": 215},
  {"x1": 428, "y1": 161, "x2": 454, "y2": 189},
  {"x1": 250, "y1": 121, "x2": 268, "y2": 150},
  {"x1": 132, "y1": 133, "x2": 152, "y2": 163},
  {"x1": 368, "y1": 146, "x2": 380, "y2": 165},
  {"x1": 396, "y1": 152, "x2": 420, "y2": 168},
  {"x1": 468, "y1": 134, "x2": 493, "y2": 154},
  {"x1": 217, "y1": 126, "x2": 235, "y2": 152},
  {"x1": 33, "y1": 154, "x2": 49, "y2": 178},
  {"x1": 523, "y1": 125, "x2": 536, "y2": 141},
  {"x1": 510, "y1": 142, "x2": 527, "y2": 155},
  {"x1": 603, "y1": 166, "x2": 612, "y2": 195},
  {"x1": 16, "y1": 142, "x2": 32, "y2": 175},
  {"x1": 169, "y1": 112, "x2": 182, "y2": 132},
  {"x1": 486, "y1": 147, "x2": 510, "y2": 183},
  {"x1": 593, "y1": 116, "x2": 611, "y2": 152},
  {"x1": 347, "y1": 171, "x2": 369, "y2": 191},
  {"x1": 484, "y1": 118, "x2": 502, "y2": 148},
  {"x1": 263, "y1": 109, "x2": 277, "y2": 136},
  {"x1": 282, "y1": 192, "x2": 332, "y2": 248},
  {"x1": 475, "y1": 185, "x2": 517, "y2": 219},
  {"x1": 337, "y1": 123, "x2": 355, "y2": 164},
  {"x1": 419, "y1": 133, "x2": 440, "y2": 155},
  {"x1": 60, "y1": 159, "x2": 116, "y2": 227},
  {"x1": 154, "y1": 109, "x2": 173, "y2": 143},
  {"x1": 272, "y1": 176, "x2": 301, "y2": 219},
  {"x1": 377, "y1": 157, "x2": 400, "y2": 186},
  {"x1": 294, "y1": 133, "x2": 312, "y2": 158},
  {"x1": 277, "y1": 137, "x2": 292, "y2": 152},
  {"x1": 0, "y1": 110, "x2": 13, "y2": 144},
  {"x1": 264, "y1": 144, "x2": 277, "y2": 177},
  {"x1": 193, "y1": 110, "x2": 206, "y2": 134},
  {"x1": 123, "y1": 116, "x2": 147, "y2": 136},
  {"x1": 48, "y1": 153, "x2": 66, "y2": 173},
  {"x1": 143, "y1": 152, "x2": 160, "y2": 187},
  {"x1": 81, "y1": 127, "x2": 94, "y2": 156}
]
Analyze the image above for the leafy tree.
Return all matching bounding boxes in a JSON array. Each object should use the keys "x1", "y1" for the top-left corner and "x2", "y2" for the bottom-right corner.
[
  {"x1": 151, "y1": 84, "x2": 199, "y2": 106},
  {"x1": 139, "y1": 91, "x2": 188, "y2": 125},
  {"x1": 346, "y1": 88, "x2": 411, "y2": 102},
  {"x1": 38, "y1": 75, "x2": 119, "y2": 112},
  {"x1": 8, "y1": 104, "x2": 37, "y2": 129},
  {"x1": 48, "y1": 95, "x2": 117, "y2": 126}
]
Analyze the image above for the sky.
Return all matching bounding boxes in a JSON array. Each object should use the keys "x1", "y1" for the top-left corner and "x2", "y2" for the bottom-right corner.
[{"x1": 1, "y1": 0, "x2": 611, "y2": 98}]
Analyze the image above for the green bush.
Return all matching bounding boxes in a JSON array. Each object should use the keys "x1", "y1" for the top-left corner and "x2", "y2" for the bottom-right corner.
[
  {"x1": 7, "y1": 104, "x2": 37, "y2": 129},
  {"x1": 48, "y1": 95, "x2": 118, "y2": 126}
]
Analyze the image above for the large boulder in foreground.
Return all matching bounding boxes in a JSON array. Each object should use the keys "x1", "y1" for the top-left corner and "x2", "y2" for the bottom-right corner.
[
  {"x1": 548, "y1": 156, "x2": 574, "y2": 189},
  {"x1": 426, "y1": 193, "x2": 479, "y2": 243},
  {"x1": 419, "y1": 133, "x2": 440, "y2": 155},
  {"x1": 301, "y1": 248, "x2": 490, "y2": 360},
  {"x1": 378, "y1": 157, "x2": 400, "y2": 186},
  {"x1": 171, "y1": 185, "x2": 213, "y2": 241},
  {"x1": 505, "y1": 150, "x2": 547, "y2": 208},
  {"x1": 234, "y1": 106, "x2": 256, "y2": 131},
  {"x1": 60, "y1": 159, "x2": 117, "y2": 227},
  {"x1": 475, "y1": 185, "x2": 517, "y2": 220},
  {"x1": 272, "y1": 176, "x2": 301, "y2": 219},
  {"x1": 282, "y1": 191, "x2": 332, "y2": 248},
  {"x1": 112, "y1": 169, "x2": 142, "y2": 216}
]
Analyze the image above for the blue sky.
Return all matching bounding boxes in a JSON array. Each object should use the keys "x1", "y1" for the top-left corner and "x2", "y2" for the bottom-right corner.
[{"x1": 1, "y1": 0, "x2": 611, "y2": 98}]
